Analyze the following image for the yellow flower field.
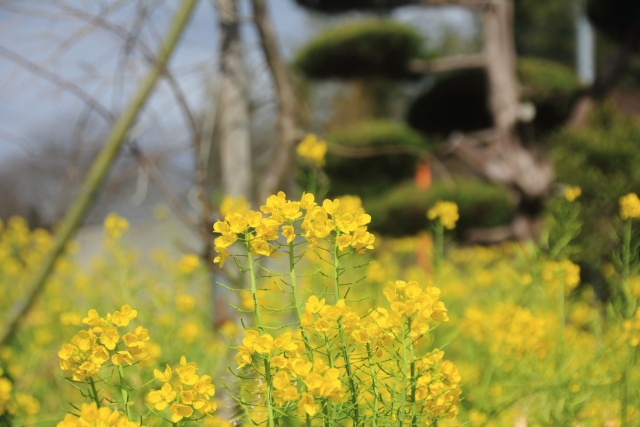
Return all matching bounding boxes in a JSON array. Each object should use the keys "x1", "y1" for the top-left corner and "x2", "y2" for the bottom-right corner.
[{"x1": 0, "y1": 190, "x2": 639, "y2": 426}]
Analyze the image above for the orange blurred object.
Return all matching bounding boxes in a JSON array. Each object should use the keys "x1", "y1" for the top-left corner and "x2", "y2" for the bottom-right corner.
[{"x1": 415, "y1": 162, "x2": 432, "y2": 190}]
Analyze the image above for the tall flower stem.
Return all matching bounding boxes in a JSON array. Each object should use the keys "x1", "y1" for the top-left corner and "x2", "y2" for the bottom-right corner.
[
  {"x1": 332, "y1": 235, "x2": 360, "y2": 426},
  {"x1": 247, "y1": 247, "x2": 276, "y2": 427},
  {"x1": 620, "y1": 220, "x2": 635, "y2": 318},
  {"x1": 289, "y1": 242, "x2": 314, "y2": 360}
]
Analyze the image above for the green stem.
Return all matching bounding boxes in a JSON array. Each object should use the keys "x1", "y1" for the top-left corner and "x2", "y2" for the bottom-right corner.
[
  {"x1": 247, "y1": 248, "x2": 264, "y2": 332},
  {"x1": 434, "y1": 221, "x2": 444, "y2": 276},
  {"x1": 407, "y1": 319, "x2": 418, "y2": 427},
  {"x1": 620, "y1": 220, "x2": 635, "y2": 318},
  {"x1": 117, "y1": 364, "x2": 131, "y2": 419},
  {"x1": 332, "y1": 234, "x2": 360, "y2": 426},
  {"x1": 246, "y1": 245, "x2": 275, "y2": 427},
  {"x1": 0, "y1": 0, "x2": 200, "y2": 347},
  {"x1": 621, "y1": 363, "x2": 629, "y2": 427},
  {"x1": 289, "y1": 242, "x2": 313, "y2": 361},
  {"x1": 366, "y1": 343, "x2": 379, "y2": 427},
  {"x1": 88, "y1": 377, "x2": 101, "y2": 407}
]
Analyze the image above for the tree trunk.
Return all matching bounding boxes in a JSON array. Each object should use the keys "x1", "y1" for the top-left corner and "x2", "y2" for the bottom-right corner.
[
  {"x1": 250, "y1": 0, "x2": 301, "y2": 202},
  {"x1": 448, "y1": 0, "x2": 552, "y2": 241},
  {"x1": 215, "y1": 0, "x2": 253, "y2": 201}
]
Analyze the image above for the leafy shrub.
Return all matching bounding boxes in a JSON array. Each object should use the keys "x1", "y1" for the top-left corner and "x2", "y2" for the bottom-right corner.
[
  {"x1": 323, "y1": 120, "x2": 429, "y2": 197},
  {"x1": 294, "y1": 0, "x2": 413, "y2": 13},
  {"x1": 407, "y1": 69, "x2": 492, "y2": 137},
  {"x1": 551, "y1": 105, "x2": 640, "y2": 261},
  {"x1": 366, "y1": 180, "x2": 516, "y2": 236},
  {"x1": 518, "y1": 57, "x2": 581, "y2": 133},
  {"x1": 293, "y1": 20, "x2": 423, "y2": 79},
  {"x1": 407, "y1": 57, "x2": 580, "y2": 138}
]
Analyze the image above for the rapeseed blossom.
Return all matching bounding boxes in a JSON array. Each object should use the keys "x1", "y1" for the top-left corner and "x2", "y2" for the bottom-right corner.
[
  {"x1": 620, "y1": 192, "x2": 640, "y2": 220},
  {"x1": 212, "y1": 191, "x2": 374, "y2": 267},
  {"x1": 296, "y1": 134, "x2": 327, "y2": 167},
  {"x1": 148, "y1": 356, "x2": 217, "y2": 422},
  {"x1": 58, "y1": 306, "x2": 149, "y2": 382},
  {"x1": 563, "y1": 186, "x2": 582, "y2": 202},
  {"x1": 104, "y1": 213, "x2": 129, "y2": 240},
  {"x1": 56, "y1": 402, "x2": 140, "y2": 427},
  {"x1": 427, "y1": 201, "x2": 459, "y2": 230}
]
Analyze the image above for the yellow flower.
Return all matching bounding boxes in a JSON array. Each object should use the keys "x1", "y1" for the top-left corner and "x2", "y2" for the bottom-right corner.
[
  {"x1": 297, "y1": 134, "x2": 327, "y2": 167},
  {"x1": 298, "y1": 392, "x2": 318, "y2": 416},
  {"x1": 112, "y1": 305, "x2": 137, "y2": 327},
  {"x1": 563, "y1": 186, "x2": 582, "y2": 202},
  {"x1": 427, "y1": 201, "x2": 459, "y2": 230},
  {"x1": 104, "y1": 213, "x2": 129, "y2": 240},
  {"x1": 178, "y1": 254, "x2": 200, "y2": 274},
  {"x1": 154, "y1": 365, "x2": 173, "y2": 382},
  {"x1": 147, "y1": 383, "x2": 177, "y2": 411},
  {"x1": 176, "y1": 294, "x2": 196, "y2": 312},
  {"x1": 170, "y1": 403, "x2": 193, "y2": 423},
  {"x1": 219, "y1": 195, "x2": 249, "y2": 217},
  {"x1": 620, "y1": 193, "x2": 640, "y2": 220}
]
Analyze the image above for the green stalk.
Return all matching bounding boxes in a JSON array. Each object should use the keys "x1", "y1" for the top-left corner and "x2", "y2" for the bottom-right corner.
[
  {"x1": 246, "y1": 245, "x2": 275, "y2": 427},
  {"x1": 620, "y1": 220, "x2": 635, "y2": 318},
  {"x1": 332, "y1": 234, "x2": 360, "y2": 426},
  {"x1": 287, "y1": 242, "x2": 313, "y2": 427},
  {"x1": 366, "y1": 343, "x2": 379, "y2": 427},
  {"x1": 117, "y1": 364, "x2": 131, "y2": 419},
  {"x1": 0, "y1": 0, "x2": 200, "y2": 347},
  {"x1": 289, "y1": 242, "x2": 314, "y2": 361},
  {"x1": 434, "y1": 221, "x2": 444, "y2": 276},
  {"x1": 247, "y1": 248, "x2": 264, "y2": 332},
  {"x1": 88, "y1": 377, "x2": 101, "y2": 407},
  {"x1": 407, "y1": 319, "x2": 418, "y2": 427}
]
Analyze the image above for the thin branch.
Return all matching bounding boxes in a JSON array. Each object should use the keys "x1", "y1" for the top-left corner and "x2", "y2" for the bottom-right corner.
[
  {"x1": 251, "y1": 0, "x2": 302, "y2": 202},
  {"x1": 0, "y1": 44, "x2": 114, "y2": 122},
  {"x1": 0, "y1": 0, "x2": 200, "y2": 347},
  {"x1": 409, "y1": 53, "x2": 485, "y2": 74}
]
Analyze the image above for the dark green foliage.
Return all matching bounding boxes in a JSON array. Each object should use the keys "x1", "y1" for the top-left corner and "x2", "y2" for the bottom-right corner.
[
  {"x1": 407, "y1": 58, "x2": 580, "y2": 139},
  {"x1": 518, "y1": 57, "x2": 581, "y2": 133},
  {"x1": 407, "y1": 69, "x2": 492, "y2": 137},
  {"x1": 323, "y1": 120, "x2": 428, "y2": 198},
  {"x1": 551, "y1": 105, "x2": 640, "y2": 261},
  {"x1": 365, "y1": 180, "x2": 516, "y2": 236},
  {"x1": 293, "y1": 20, "x2": 423, "y2": 79},
  {"x1": 294, "y1": 0, "x2": 414, "y2": 13},
  {"x1": 588, "y1": 0, "x2": 640, "y2": 47},
  {"x1": 514, "y1": 0, "x2": 576, "y2": 60}
]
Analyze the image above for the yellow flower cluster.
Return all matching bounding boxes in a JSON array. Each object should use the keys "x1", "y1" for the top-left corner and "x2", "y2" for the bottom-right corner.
[
  {"x1": 104, "y1": 213, "x2": 129, "y2": 240},
  {"x1": 235, "y1": 328, "x2": 345, "y2": 415},
  {"x1": 622, "y1": 310, "x2": 640, "y2": 347},
  {"x1": 542, "y1": 259, "x2": 581, "y2": 294},
  {"x1": 148, "y1": 356, "x2": 217, "y2": 422},
  {"x1": 57, "y1": 402, "x2": 140, "y2": 427},
  {"x1": 296, "y1": 134, "x2": 327, "y2": 167},
  {"x1": 213, "y1": 191, "x2": 374, "y2": 266},
  {"x1": 427, "y1": 201, "x2": 459, "y2": 230},
  {"x1": 58, "y1": 305, "x2": 149, "y2": 382},
  {"x1": 383, "y1": 279, "x2": 450, "y2": 327},
  {"x1": 563, "y1": 186, "x2": 582, "y2": 202},
  {"x1": 620, "y1": 192, "x2": 640, "y2": 220},
  {"x1": 0, "y1": 370, "x2": 39, "y2": 419},
  {"x1": 412, "y1": 350, "x2": 462, "y2": 419},
  {"x1": 463, "y1": 303, "x2": 551, "y2": 360}
]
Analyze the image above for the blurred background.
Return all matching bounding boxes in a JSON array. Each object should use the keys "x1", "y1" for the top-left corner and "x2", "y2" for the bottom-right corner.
[{"x1": 0, "y1": 0, "x2": 639, "y2": 261}]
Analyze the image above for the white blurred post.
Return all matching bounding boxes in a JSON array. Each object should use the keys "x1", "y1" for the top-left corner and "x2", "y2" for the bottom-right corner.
[{"x1": 575, "y1": 0, "x2": 595, "y2": 85}]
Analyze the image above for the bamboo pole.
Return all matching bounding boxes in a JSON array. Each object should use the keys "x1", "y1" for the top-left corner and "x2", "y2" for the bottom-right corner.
[{"x1": 0, "y1": 0, "x2": 200, "y2": 347}]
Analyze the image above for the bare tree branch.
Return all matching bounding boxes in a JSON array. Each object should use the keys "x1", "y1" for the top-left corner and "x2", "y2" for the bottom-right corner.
[
  {"x1": 409, "y1": 53, "x2": 486, "y2": 74},
  {"x1": 0, "y1": 0, "x2": 200, "y2": 347},
  {"x1": 0, "y1": 44, "x2": 114, "y2": 122},
  {"x1": 251, "y1": 0, "x2": 302, "y2": 202}
]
